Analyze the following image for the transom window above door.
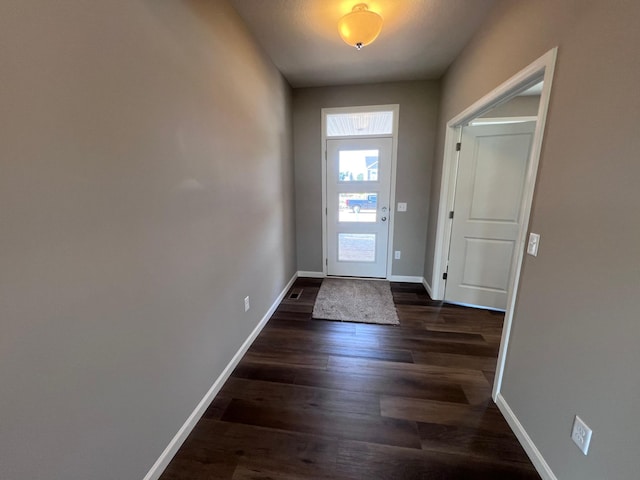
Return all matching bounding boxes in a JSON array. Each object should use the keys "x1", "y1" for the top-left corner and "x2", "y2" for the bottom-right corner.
[{"x1": 326, "y1": 110, "x2": 394, "y2": 137}]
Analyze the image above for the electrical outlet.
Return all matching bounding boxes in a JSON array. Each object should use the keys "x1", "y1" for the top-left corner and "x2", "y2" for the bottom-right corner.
[
  {"x1": 571, "y1": 415, "x2": 593, "y2": 455},
  {"x1": 397, "y1": 202, "x2": 407, "y2": 212},
  {"x1": 394, "y1": 250, "x2": 401, "y2": 260},
  {"x1": 244, "y1": 296, "x2": 250, "y2": 312}
]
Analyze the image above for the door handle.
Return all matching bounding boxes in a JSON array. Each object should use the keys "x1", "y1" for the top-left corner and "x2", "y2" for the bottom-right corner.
[{"x1": 381, "y1": 216, "x2": 387, "y2": 222}]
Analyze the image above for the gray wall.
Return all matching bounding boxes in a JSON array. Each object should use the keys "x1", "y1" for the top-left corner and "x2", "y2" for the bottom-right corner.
[
  {"x1": 425, "y1": 1, "x2": 640, "y2": 478},
  {"x1": 293, "y1": 81, "x2": 440, "y2": 276},
  {"x1": 0, "y1": 1, "x2": 295, "y2": 479}
]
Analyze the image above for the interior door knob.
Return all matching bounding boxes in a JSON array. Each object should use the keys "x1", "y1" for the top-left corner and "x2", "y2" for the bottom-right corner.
[{"x1": 381, "y1": 216, "x2": 387, "y2": 222}]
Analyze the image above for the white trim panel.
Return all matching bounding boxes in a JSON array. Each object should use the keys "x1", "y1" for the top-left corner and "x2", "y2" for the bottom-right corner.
[
  {"x1": 470, "y1": 115, "x2": 538, "y2": 126},
  {"x1": 386, "y1": 107, "x2": 400, "y2": 278},
  {"x1": 493, "y1": 48, "x2": 557, "y2": 399},
  {"x1": 496, "y1": 394, "x2": 558, "y2": 480},
  {"x1": 143, "y1": 273, "x2": 299, "y2": 480},
  {"x1": 431, "y1": 125, "x2": 462, "y2": 301},
  {"x1": 297, "y1": 271, "x2": 326, "y2": 278},
  {"x1": 388, "y1": 275, "x2": 423, "y2": 283},
  {"x1": 422, "y1": 277, "x2": 433, "y2": 298}
]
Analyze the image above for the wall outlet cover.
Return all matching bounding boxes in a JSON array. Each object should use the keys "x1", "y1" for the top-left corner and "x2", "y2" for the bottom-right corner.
[
  {"x1": 571, "y1": 415, "x2": 593, "y2": 455},
  {"x1": 397, "y1": 202, "x2": 407, "y2": 212}
]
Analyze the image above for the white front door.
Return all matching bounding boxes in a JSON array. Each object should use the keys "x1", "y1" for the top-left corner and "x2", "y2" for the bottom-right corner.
[
  {"x1": 326, "y1": 137, "x2": 392, "y2": 278},
  {"x1": 445, "y1": 122, "x2": 535, "y2": 310}
]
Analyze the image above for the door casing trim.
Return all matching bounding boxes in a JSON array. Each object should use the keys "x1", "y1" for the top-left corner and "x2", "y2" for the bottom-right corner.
[
  {"x1": 321, "y1": 104, "x2": 400, "y2": 279},
  {"x1": 431, "y1": 48, "x2": 557, "y2": 400}
]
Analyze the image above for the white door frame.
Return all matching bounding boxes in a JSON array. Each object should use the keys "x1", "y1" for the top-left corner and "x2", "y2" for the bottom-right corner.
[
  {"x1": 321, "y1": 104, "x2": 400, "y2": 279},
  {"x1": 431, "y1": 48, "x2": 557, "y2": 399}
]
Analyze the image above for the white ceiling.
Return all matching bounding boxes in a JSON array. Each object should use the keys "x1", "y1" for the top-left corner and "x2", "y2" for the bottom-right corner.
[{"x1": 229, "y1": 0, "x2": 496, "y2": 88}]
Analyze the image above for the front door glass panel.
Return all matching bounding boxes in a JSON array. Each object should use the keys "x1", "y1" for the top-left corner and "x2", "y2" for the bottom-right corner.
[
  {"x1": 338, "y1": 150, "x2": 379, "y2": 182},
  {"x1": 338, "y1": 233, "x2": 376, "y2": 262},
  {"x1": 339, "y1": 193, "x2": 377, "y2": 222}
]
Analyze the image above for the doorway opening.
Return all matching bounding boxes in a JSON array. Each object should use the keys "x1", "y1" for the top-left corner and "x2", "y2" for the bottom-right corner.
[
  {"x1": 321, "y1": 105, "x2": 399, "y2": 279},
  {"x1": 431, "y1": 48, "x2": 557, "y2": 399}
]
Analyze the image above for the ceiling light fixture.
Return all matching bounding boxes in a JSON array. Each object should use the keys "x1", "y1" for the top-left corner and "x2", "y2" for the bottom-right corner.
[{"x1": 338, "y1": 3, "x2": 383, "y2": 50}]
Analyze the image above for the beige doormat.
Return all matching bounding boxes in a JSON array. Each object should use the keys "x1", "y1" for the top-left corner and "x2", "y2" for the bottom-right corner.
[{"x1": 312, "y1": 278, "x2": 400, "y2": 325}]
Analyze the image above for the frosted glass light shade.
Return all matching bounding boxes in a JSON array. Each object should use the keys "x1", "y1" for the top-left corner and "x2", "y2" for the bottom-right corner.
[{"x1": 338, "y1": 4, "x2": 383, "y2": 50}]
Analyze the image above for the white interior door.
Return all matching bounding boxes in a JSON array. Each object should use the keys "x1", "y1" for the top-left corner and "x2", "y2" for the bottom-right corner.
[
  {"x1": 326, "y1": 137, "x2": 392, "y2": 277},
  {"x1": 445, "y1": 122, "x2": 535, "y2": 310}
]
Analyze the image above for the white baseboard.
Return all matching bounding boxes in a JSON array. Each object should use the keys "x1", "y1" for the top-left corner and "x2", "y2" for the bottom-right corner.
[
  {"x1": 143, "y1": 272, "x2": 299, "y2": 480},
  {"x1": 495, "y1": 393, "x2": 558, "y2": 480},
  {"x1": 388, "y1": 275, "x2": 423, "y2": 283},
  {"x1": 297, "y1": 270, "x2": 325, "y2": 278},
  {"x1": 299, "y1": 272, "x2": 424, "y2": 284},
  {"x1": 422, "y1": 277, "x2": 433, "y2": 298}
]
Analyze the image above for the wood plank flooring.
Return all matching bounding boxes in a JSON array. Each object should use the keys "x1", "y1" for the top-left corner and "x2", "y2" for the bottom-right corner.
[{"x1": 160, "y1": 278, "x2": 539, "y2": 479}]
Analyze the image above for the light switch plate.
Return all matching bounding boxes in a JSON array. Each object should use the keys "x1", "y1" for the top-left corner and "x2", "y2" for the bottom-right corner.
[
  {"x1": 244, "y1": 296, "x2": 250, "y2": 312},
  {"x1": 527, "y1": 232, "x2": 540, "y2": 256},
  {"x1": 397, "y1": 202, "x2": 407, "y2": 212}
]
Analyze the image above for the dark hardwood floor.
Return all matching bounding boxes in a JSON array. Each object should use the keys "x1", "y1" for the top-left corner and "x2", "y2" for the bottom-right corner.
[{"x1": 160, "y1": 278, "x2": 539, "y2": 479}]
